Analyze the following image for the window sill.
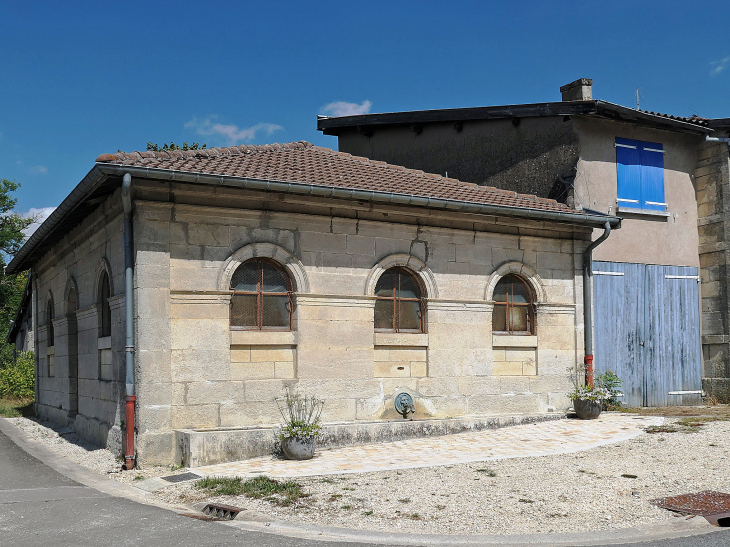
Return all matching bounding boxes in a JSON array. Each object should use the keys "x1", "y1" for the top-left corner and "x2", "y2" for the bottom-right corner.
[
  {"x1": 492, "y1": 334, "x2": 537, "y2": 348},
  {"x1": 97, "y1": 336, "x2": 112, "y2": 350},
  {"x1": 230, "y1": 330, "x2": 296, "y2": 346},
  {"x1": 374, "y1": 332, "x2": 429, "y2": 347},
  {"x1": 616, "y1": 206, "x2": 670, "y2": 218}
]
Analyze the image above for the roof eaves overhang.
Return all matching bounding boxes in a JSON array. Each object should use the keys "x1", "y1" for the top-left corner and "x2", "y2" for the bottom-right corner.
[
  {"x1": 317, "y1": 101, "x2": 599, "y2": 134},
  {"x1": 317, "y1": 100, "x2": 712, "y2": 136},
  {"x1": 593, "y1": 101, "x2": 712, "y2": 135},
  {"x1": 7, "y1": 163, "x2": 621, "y2": 274}
]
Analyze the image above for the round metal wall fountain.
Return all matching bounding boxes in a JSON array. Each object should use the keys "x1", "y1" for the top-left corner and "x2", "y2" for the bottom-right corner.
[{"x1": 394, "y1": 392, "x2": 415, "y2": 419}]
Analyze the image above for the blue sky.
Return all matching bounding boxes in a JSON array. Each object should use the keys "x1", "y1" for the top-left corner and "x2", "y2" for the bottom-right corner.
[{"x1": 1, "y1": 1, "x2": 729, "y2": 222}]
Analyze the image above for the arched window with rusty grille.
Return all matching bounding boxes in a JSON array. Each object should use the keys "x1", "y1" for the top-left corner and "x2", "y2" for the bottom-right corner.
[
  {"x1": 374, "y1": 267, "x2": 425, "y2": 333},
  {"x1": 230, "y1": 258, "x2": 293, "y2": 330},
  {"x1": 492, "y1": 274, "x2": 535, "y2": 334}
]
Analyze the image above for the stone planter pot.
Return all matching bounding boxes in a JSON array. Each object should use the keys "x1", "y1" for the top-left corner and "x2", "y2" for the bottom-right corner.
[
  {"x1": 281, "y1": 437, "x2": 316, "y2": 460},
  {"x1": 573, "y1": 398, "x2": 602, "y2": 420}
]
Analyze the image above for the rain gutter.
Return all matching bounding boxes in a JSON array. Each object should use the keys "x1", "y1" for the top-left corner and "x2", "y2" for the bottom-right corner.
[
  {"x1": 96, "y1": 164, "x2": 622, "y2": 226},
  {"x1": 8, "y1": 162, "x2": 621, "y2": 276}
]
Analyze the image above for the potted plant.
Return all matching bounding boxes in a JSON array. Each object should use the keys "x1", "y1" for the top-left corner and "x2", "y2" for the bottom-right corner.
[
  {"x1": 569, "y1": 385, "x2": 612, "y2": 419},
  {"x1": 275, "y1": 390, "x2": 324, "y2": 460},
  {"x1": 595, "y1": 371, "x2": 623, "y2": 410}
]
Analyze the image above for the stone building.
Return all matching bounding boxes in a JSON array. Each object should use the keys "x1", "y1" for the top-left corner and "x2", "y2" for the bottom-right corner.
[
  {"x1": 7, "y1": 142, "x2": 619, "y2": 465},
  {"x1": 318, "y1": 80, "x2": 730, "y2": 405}
]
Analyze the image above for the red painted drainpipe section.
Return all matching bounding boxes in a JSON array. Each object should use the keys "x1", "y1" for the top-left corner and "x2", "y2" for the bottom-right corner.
[
  {"x1": 585, "y1": 355, "x2": 594, "y2": 388},
  {"x1": 125, "y1": 395, "x2": 136, "y2": 469}
]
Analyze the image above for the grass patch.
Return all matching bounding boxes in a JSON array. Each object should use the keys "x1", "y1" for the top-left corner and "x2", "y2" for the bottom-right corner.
[
  {"x1": 476, "y1": 468, "x2": 497, "y2": 477},
  {"x1": 0, "y1": 396, "x2": 34, "y2": 418},
  {"x1": 644, "y1": 425, "x2": 680, "y2": 434},
  {"x1": 518, "y1": 498, "x2": 534, "y2": 503},
  {"x1": 409, "y1": 513, "x2": 421, "y2": 520},
  {"x1": 134, "y1": 475, "x2": 145, "y2": 481},
  {"x1": 363, "y1": 510, "x2": 373, "y2": 516},
  {"x1": 319, "y1": 478, "x2": 336, "y2": 484},
  {"x1": 341, "y1": 505, "x2": 351, "y2": 510},
  {"x1": 195, "y1": 475, "x2": 306, "y2": 506},
  {"x1": 342, "y1": 486, "x2": 355, "y2": 491},
  {"x1": 329, "y1": 494, "x2": 342, "y2": 502}
]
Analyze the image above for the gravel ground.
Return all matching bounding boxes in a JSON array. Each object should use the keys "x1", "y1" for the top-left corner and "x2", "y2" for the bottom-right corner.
[{"x1": 7, "y1": 414, "x2": 730, "y2": 536}]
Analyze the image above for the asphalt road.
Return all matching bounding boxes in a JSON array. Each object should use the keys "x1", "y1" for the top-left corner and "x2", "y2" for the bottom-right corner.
[{"x1": 1, "y1": 423, "x2": 729, "y2": 547}]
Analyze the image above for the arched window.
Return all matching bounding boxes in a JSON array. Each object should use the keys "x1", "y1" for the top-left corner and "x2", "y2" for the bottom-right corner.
[
  {"x1": 492, "y1": 274, "x2": 535, "y2": 334},
  {"x1": 230, "y1": 259, "x2": 293, "y2": 329},
  {"x1": 374, "y1": 267, "x2": 425, "y2": 332},
  {"x1": 47, "y1": 298, "x2": 55, "y2": 347},
  {"x1": 98, "y1": 271, "x2": 111, "y2": 337}
]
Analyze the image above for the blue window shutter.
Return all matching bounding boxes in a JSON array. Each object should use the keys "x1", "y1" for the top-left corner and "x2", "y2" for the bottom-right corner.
[
  {"x1": 616, "y1": 138, "x2": 642, "y2": 209},
  {"x1": 639, "y1": 141, "x2": 665, "y2": 211}
]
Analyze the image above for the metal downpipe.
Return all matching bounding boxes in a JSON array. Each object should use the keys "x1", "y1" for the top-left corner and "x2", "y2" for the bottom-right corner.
[
  {"x1": 583, "y1": 221, "x2": 612, "y2": 388},
  {"x1": 121, "y1": 173, "x2": 136, "y2": 470}
]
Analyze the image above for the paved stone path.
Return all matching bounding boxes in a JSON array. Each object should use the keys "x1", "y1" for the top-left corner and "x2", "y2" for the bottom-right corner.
[{"x1": 189, "y1": 413, "x2": 663, "y2": 479}]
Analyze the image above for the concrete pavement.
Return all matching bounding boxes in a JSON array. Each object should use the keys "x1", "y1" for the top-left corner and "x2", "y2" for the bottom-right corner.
[{"x1": 190, "y1": 413, "x2": 665, "y2": 479}]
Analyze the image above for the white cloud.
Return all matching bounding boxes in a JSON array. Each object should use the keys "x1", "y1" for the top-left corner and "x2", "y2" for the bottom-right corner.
[
  {"x1": 22, "y1": 207, "x2": 56, "y2": 238},
  {"x1": 29, "y1": 165, "x2": 48, "y2": 175},
  {"x1": 185, "y1": 116, "x2": 283, "y2": 145},
  {"x1": 711, "y1": 56, "x2": 730, "y2": 75},
  {"x1": 320, "y1": 100, "x2": 372, "y2": 117}
]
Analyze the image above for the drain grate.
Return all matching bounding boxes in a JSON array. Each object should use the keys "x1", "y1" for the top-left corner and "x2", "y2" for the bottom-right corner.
[
  {"x1": 161, "y1": 472, "x2": 201, "y2": 483},
  {"x1": 652, "y1": 491, "x2": 730, "y2": 527},
  {"x1": 202, "y1": 503, "x2": 243, "y2": 520}
]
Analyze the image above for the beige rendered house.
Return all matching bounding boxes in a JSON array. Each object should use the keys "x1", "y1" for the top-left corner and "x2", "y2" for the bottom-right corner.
[{"x1": 7, "y1": 142, "x2": 620, "y2": 466}]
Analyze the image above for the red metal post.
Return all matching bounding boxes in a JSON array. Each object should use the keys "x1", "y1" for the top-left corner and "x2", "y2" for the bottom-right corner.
[
  {"x1": 124, "y1": 395, "x2": 136, "y2": 470},
  {"x1": 584, "y1": 355, "x2": 594, "y2": 389}
]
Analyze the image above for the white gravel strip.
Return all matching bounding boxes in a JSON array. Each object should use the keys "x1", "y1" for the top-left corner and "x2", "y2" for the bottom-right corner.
[
  {"x1": 6, "y1": 415, "x2": 730, "y2": 536},
  {"x1": 150, "y1": 420, "x2": 730, "y2": 536}
]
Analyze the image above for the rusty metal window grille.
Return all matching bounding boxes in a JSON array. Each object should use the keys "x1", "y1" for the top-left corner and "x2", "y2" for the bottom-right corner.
[
  {"x1": 230, "y1": 258, "x2": 293, "y2": 330},
  {"x1": 374, "y1": 267, "x2": 425, "y2": 333},
  {"x1": 492, "y1": 274, "x2": 535, "y2": 334},
  {"x1": 46, "y1": 299, "x2": 55, "y2": 346},
  {"x1": 99, "y1": 271, "x2": 111, "y2": 337}
]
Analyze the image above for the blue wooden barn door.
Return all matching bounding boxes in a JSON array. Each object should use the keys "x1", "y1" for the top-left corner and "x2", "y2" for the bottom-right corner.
[{"x1": 593, "y1": 261, "x2": 701, "y2": 407}]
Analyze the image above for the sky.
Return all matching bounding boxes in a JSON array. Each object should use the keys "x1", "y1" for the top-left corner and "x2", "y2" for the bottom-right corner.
[{"x1": 1, "y1": 1, "x2": 729, "y2": 224}]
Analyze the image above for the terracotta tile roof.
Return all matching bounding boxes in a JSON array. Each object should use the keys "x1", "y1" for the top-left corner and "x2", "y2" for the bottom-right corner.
[{"x1": 96, "y1": 141, "x2": 573, "y2": 214}]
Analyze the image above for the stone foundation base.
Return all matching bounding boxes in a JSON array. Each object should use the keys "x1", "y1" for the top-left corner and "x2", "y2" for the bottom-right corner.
[
  {"x1": 175, "y1": 412, "x2": 566, "y2": 467},
  {"x1": 703, "y1": 378, "x2": 730, "y2": 404}
]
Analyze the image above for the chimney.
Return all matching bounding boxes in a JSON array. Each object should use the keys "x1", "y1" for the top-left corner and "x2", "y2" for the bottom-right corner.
[{"x1": 560, "y1": 78, "x2": 593, "y2": 101}]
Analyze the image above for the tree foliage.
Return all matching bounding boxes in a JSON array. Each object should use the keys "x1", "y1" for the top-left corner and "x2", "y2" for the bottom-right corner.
[
  {"x1": 0, "y1": 179, "x2": 33, "y2": 371},
  {"x1": 146, "y1": 142, "x2": 207, "y2": 152}
]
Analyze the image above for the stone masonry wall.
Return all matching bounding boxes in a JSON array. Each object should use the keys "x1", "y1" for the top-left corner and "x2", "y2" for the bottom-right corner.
[
  {"x1": 33, "y1": 190, "x2": 127, "y2": 452},
  {"x1": 131, "y1": 183, "x2": 589, "y2": 464},
  {"x1": 697, "y1": 141, "x2": 730, "y2": 403}
]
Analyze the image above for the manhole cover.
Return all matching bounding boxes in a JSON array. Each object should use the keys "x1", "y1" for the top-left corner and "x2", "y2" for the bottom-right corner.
[
  {"x1": 652, "y1": 491, "x2": 730, "y2": 527},
  {"x1": 161, "y1": 472, "x2": 201, "y2": 483}
]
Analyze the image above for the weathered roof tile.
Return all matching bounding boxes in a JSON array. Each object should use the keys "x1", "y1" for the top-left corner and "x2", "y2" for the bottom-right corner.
[{"x1": 96, "y1": 141, "x2": 574, "y2": 213}]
